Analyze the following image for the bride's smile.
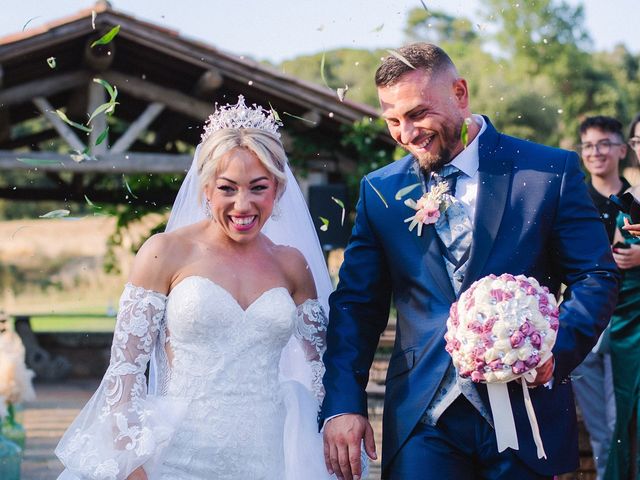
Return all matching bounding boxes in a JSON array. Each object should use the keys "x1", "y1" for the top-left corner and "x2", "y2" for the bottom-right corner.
[{"x1": 204, "y1": 146, "x2": 278, "y2": 243}]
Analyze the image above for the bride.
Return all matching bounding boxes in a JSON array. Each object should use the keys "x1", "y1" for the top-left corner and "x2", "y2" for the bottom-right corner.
[{"x1": 55, "y1": 96, "x2": 339, "y2": 479}]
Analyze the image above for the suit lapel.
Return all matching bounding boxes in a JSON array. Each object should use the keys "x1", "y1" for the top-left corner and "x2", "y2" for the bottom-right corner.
[
  {"x1": 404, "y1": 159, "x2": 456, "y2": 303},
  {"x1": 461, "y1": 118, "x2": 512, "y2": 293}
]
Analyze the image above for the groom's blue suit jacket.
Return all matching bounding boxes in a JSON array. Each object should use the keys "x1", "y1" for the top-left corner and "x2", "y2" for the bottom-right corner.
[{"x1": 321, "y1": 118, "x2": 620, "y2": 476}]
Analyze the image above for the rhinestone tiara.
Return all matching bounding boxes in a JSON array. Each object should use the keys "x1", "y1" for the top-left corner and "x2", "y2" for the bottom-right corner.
[{"x1": 201, "y1": 95, "x2": 282, "y2": 143}]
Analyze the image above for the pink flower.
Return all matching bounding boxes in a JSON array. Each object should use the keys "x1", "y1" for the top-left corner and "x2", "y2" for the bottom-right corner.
[
  {"x1": 481, "y1": 332, "x2": 495, "y2": 348},
  {"x1": 490, "y1": 288, "x2": 514, "y2": 303},
  {"x1": 482, "y1": 317, "x2": 497, "y2": 333},
  {"x1": 524, "y1": 353, "x2": 541, "y2": 369},
  {"x1": 468, "y1": 320, "x2": 484, "y2": 334},
  {"x1": 472, "y1": 346, "x2": 486, "y2": 361},
  {"x1": 538, "y1": 294, "x2": 549, "y2": 306},
  {"x1": 445, "y1": 338, "x2": 460, "y2": 353},
  {"x1": 471, "y1": 370, "x2": 486, "y2": 383},
  {"x1": 530, "y1": 331, "x2": 542, "y2": 349},
  {"x1": 518, "y1": 279, "x2": 532, "y2": 290},
  {"x1": 415, "y1": 198, "x2": 441, "y2": 225},
  {"x1": 549, "y1": 315, "x2": 559, "y2": 331},
  {"x1": 520, "y1": 321, "x2": 533, "y2": 336},
  {"x1": 488, "y1": 359, "x2": 504, "y2": 371},
  {"x1": 512, "y1": 360, "x2": 528, "y2": 375},
  {"x1": 501, "y1": 273, "x2": 516, "y2": 282},
  {"x1": 510, "y1": 331, "x2": 525, "y2": 348}
]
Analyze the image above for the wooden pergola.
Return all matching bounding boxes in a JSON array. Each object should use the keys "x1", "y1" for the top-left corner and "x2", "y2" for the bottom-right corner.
[{"x1": 0, "y1": 2, "x2": 391, "y2": 206}]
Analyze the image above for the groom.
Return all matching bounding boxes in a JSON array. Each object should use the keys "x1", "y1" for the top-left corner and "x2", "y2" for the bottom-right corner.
[{"x1": 321, "y1": 43, "x2": 620, "y2": 479}]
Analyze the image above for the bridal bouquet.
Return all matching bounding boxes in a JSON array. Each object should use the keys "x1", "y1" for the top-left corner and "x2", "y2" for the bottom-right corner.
[{"x1": 444, "y1": 273, "x2": 559, "y2": 458}]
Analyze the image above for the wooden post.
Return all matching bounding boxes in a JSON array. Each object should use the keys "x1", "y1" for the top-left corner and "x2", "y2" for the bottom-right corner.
[{"x1": 87, "y1": 80, "x2": 108, "y2": 154}]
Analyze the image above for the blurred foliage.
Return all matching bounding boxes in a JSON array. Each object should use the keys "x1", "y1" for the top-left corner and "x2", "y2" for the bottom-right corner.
[
  {"x1": 339, "y1": 117, "x2": 404, "y2": 205},
  {"x1": 4, "y1": 0, "x2": 640, "y2": 275},
  {"x1": 280, "y1": 49, "x2": 386, "y2": 106},
  {"x1": 399, "y1": 0, "x2": 640, "y2": 147}
]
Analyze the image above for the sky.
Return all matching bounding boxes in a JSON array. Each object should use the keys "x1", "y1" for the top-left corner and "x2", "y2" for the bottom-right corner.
[{"x1": 0, "y1": 0, "x2": 638, "y2": 63}]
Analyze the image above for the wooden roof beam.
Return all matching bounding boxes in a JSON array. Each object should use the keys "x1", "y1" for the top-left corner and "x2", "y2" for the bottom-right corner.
[
  {"x1": 193, "y1": 69, "x2": 223, "y2": 99},
  {"x1": 101, "y1": 71, "x2": 211, "y2": 120},
  {"x1": 33, "y1": 97, "x2": 87, "y2": 152},
  {"x1": 0, "y1": 186, "x2": 176, "y2": 206},
  {"x1": 0, "y1": 150, "x2": 191, "y2": 173},
  {"x1": 0, "y1": 71, "x2": 90, "y2": 108},
  {"x1": 111, "y1": 102, "x2": 165, "y2": 153}
]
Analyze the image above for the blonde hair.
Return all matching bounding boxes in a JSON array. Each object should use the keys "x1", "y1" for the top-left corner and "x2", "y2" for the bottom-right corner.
[{"x1": 197, "y1": 128, "x2": 288, "y2": 198}]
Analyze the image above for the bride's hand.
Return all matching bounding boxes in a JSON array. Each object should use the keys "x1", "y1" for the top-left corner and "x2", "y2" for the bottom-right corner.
[
  {"x1": 127, "y1": 467, "x2": 148, "y2": 480},
  {"x1": 323, "y1": 414, "x2": 377, "y2": 480}
]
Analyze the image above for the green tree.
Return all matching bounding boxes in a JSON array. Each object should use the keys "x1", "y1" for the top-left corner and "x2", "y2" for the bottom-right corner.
[{"x1": 280, "y1": 49, "x2": 384, "y2": 107}]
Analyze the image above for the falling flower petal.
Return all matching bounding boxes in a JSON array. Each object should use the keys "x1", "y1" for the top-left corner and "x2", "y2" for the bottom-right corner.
[
  {"x1": 282, "y1": 112, "x2": 317, "y2": 125},
  {"x1": 336, "y1": 85, "x2": 349, "y2": 102},
  {"x1": 331, "y1": 197, "x2": 346, "y2": 226},
  {"x1": 320, "y1": 52, "x2": 330, "y2": 89},
  {"x1": 91, "y1": 25, "x2": 120, "y2": 48},
  {"x1": 46, "y1": 57, "x2": 56, "y2": 69},
  {"x1": 39, "y1": 209, "x2": 70, "y2": 218},
  {"x1": 386, "y1": 49, "x2": 416, "y2": 70},
  {"x1": 10, "y1": 226, "x2": 30, "y2": 240},
  {"x1": 17, "y1": 157, "x2": 62, "y2": 166},
  {"x1": 84, "y1": 195, "x2": 103, "y2": 213},
  {"x1": 94, "y1": 126, "x2": 109, "y2": 146},
  {"x1": 371, "y1": 23, "x2": 384, "y2": 32},
  {"x1": 395, "y1": 183, "x2": 421, "y2": 200},
  {"x1": 22, "y1": 16, "x2": 40, "y2": 31},
  {"x1": 123, "y1": 175, "x2": 138, "y2": 199},
  {"x1": 91, "y1": 10, "x2": 97, "y2": 29},
  {"x1": 461, "y1": 119, "x2": 469, "y2": 148},
  {"x1": 319, "y1": 217, "x2": 329, "y2": 232},
  {"x1": 87, "y1": 78, "x2": 118, "y2": 123},
  {"x1": 365, "y1": 175, "x2": 388, "y2": 208},
  {"x1": 268, "y1": 102, "x2": 282, "y2": 123},
  {"x1": 55, "y1": 110, "x2": 92, "y2": 133}
]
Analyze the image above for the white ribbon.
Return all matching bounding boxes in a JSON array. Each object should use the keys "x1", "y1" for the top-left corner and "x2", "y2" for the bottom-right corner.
[
  {"x1": 487, "y1": 383, "x2": 519, "y2": 452},
  {"x1": 521, "y1": 371, "x2": 548, "y2": 459},
  {"x1": 486, "y1": 361, "x2": 548, "y2": 459}
]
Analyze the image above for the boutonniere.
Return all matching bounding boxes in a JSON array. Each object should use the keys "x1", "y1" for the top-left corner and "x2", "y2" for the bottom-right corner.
[{"x1": 403, "y1": 181, "x2": 451, "y2": 236}]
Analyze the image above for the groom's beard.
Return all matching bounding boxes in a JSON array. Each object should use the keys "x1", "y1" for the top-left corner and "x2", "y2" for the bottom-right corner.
[{"x1": 416, "y1": 117, "x2": 464, "y2": 173}]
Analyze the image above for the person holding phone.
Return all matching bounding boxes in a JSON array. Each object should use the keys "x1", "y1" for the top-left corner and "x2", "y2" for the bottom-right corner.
[
  {"x1": 621, "y1": 114, "x2": 640, "y2": 238},
  {"x1": 574, "y1": 116, "x2": 631, "y2": 479},
  {"x1": 604, "y1": 115, "x2": 640, "y2": 479}
]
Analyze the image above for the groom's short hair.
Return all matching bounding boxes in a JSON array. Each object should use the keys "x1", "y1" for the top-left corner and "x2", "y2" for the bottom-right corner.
[
  {"x1": 375, "y1": 43, "x2": 456, "y2": 87},
  {"x1": 579, "y1": 116, "x2": 624, "y2": 142}
]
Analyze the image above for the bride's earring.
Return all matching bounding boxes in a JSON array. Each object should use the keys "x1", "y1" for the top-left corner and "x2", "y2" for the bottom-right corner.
[{"x1": 204, "y1": 200, "x2": 213, "y2": 219}]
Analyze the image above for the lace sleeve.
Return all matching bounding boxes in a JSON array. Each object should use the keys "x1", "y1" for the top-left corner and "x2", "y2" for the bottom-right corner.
[
  {"x1": 293, "y1": 299, "x2": 328, "y2": 403},
  {"x1": 55, "y1": 283, "x2": 187, "y2": 480}
]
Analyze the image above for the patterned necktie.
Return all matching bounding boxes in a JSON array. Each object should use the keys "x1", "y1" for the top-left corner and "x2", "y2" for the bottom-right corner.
[
  {"x1": 422, "y1": 164, "x2": 491, "y2": 426},
  {"x1": 431, "y1": 165, "x2": 472, "y2": 293}
]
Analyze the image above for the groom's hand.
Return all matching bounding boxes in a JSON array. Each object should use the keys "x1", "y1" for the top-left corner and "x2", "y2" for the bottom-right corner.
[
  {"x1": 323, "y1": 413, "x2": 377, "y2": 480},
  {"x1": 526, "y1": 355, "x2": 555, "y2": 387}
]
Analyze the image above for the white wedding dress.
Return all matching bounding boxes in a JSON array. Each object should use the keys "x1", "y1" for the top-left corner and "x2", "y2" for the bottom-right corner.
[{"x1": 55, "y1": 276, "x2": 331, "y2": 480}]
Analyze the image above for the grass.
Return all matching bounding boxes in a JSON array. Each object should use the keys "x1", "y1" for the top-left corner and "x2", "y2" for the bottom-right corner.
[{"x1": 18, "y1": 313, "x2": 116, "y2": 333}]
